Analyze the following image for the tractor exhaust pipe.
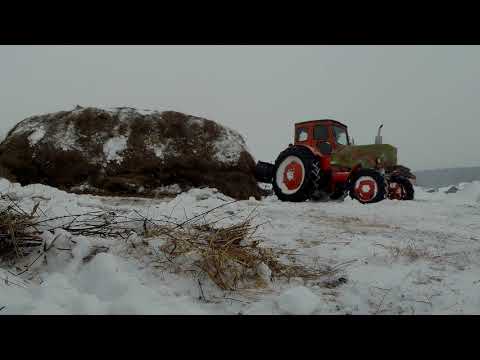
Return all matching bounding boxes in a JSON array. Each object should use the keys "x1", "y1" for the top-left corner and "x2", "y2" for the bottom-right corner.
[{"x1": 375, "y1": 124, "x2": 383, "y2": 144}]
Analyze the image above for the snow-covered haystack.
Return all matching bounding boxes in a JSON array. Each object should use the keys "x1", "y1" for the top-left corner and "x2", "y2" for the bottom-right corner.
[{"x1": 0, "y1": 106, "x2": 261, "y2": 200}]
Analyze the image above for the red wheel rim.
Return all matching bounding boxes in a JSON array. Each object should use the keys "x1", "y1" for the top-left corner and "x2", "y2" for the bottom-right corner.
[
  {"x1": 388, "y1": 182, "x2": 404, "y2": 200},
  {"x1": 282, "y1": 161, "x2": 304, "y2": 191},
  {"x1": 354, "y1": 176, "x2": 378, "y2": 202}
]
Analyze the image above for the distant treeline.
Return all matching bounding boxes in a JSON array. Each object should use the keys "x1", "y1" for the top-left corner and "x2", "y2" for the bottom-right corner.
[{"x1": 414, "y1": 167, "x2": 480, "y2": 188}]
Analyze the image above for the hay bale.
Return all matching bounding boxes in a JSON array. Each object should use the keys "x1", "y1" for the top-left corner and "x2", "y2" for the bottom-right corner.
[{"x1": 0, "y1": 106, "x2": 261, "y2": 200}]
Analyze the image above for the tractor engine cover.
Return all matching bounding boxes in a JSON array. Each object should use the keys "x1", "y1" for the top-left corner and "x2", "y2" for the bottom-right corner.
[{"x1": 331, "y1": 144, "x2": 398, "y2": 169}]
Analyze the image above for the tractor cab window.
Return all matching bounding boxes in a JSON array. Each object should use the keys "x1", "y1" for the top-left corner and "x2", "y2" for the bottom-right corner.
[
  {"x1": 333, "y1": 126, "x2": 348, "y2": 145},
  {"x1": 296, "y1": 127, "x2": 308, "y2": 142},
  {"x1": 313, "y1": 125, "x2": 329, "y2": 141}
]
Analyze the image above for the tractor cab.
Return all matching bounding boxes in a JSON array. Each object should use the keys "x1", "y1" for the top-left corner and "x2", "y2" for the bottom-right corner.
[{"x1": 294, "y1": 119, "x2": 350, "y2": 154}]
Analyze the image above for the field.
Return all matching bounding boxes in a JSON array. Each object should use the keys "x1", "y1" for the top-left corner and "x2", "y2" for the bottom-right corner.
[{"x1": 1, "y1": 178, "x2": 480, "y2": 315}]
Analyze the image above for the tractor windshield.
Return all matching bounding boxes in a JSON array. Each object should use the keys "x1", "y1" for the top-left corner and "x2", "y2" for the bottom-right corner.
[
  {"x1": 333, "y1": 126, "x2": 348, "y2": 145},
  {"x1": 313, "y1": 125, "x2": 329, "y2": 141}
]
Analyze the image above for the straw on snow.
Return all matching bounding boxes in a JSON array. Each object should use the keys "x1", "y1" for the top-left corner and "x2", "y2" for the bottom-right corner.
[{"x1": 0, "y1": 193, "x2": 334, "y2": 291}]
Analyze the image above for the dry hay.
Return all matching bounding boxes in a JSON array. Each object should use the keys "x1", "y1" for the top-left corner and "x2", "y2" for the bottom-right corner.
[
  {"x1": 375, "y1": 242, "x2": 440, "y2": 262},
  {"x1": 0, "y1": 194, "x2": 42, "y2": 260},
  {"x1": 151, "y1": 212, "x2": 333, "y2": 291}
]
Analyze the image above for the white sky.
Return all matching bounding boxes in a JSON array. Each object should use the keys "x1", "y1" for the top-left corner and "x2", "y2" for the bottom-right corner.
[{"x1": 1, "y1": 45, "x2": 479, "y2": 171}]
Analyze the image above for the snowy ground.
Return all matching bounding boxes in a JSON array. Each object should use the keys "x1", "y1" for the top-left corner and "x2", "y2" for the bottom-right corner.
[{"x1": 1, "y1": 178, "x2": 480, "y2": 315}]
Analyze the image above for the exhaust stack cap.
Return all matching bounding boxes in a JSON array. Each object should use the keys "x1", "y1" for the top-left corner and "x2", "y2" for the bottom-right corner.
[{"x1": 375, "y1": 124, "x2": 383, "y2": 144}]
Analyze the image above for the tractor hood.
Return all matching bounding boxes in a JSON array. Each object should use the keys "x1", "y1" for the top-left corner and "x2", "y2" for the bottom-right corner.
[{"x1": 331, "y1": 144, "x2": 397, "y2": 169}]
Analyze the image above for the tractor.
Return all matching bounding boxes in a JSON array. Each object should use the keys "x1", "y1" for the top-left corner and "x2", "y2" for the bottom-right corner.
[{"x1": 255, "y1": 119, "x2": 415, "y2": 204}]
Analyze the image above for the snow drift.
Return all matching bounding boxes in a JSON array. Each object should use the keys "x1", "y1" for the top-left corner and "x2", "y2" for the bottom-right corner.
[{"x1": 0, "y1": 106, "x2": 261, "y2": 200}]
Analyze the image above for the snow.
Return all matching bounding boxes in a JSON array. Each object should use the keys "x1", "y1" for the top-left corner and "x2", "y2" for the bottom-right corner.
[
  {"x1": 187, "y1": 117, "x2": 204, "y2": 126},
  {"x1": 103, "y1": 136, "x2": 128, "y2": 164},
  {"x1": 154, "y1": 184, "x2": 182, "y2": 195},
  {"x1": 276, "y1": 286, "x2": 321, "y2": 314},
  {"x1": 10, "y1": 116, "x2": 43, "y2": 137},
  {"x1": 96, "y1": 106, "x2": 167, "y2": 118},
  {"x1": 54, "y1": 122, "x2": 79, "y2": 151},
  {"x1": 213, "y1": 127, "x2": 246, "y2": 165},
  {"x1": 2, "y1": 178, "x2": 480, "y2": 315},
  {"x1": 0, "y1": 251, "x2": 207, "y2": 315},
  {"x1": 152, "y1": 143, "x2": 166, "y2": 159},
  {"x1": 453, "y1": 181, "x2": 480, "y2": 203},
  {"x1": 146, "y1": 139, "x2": 174, "y2": 160},
  {"x1": 27, "y1": 127, "x2": 46, "y2": 146}
]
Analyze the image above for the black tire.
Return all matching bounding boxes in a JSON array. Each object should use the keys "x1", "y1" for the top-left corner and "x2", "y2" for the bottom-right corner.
[
  {"x1": 388, "y1": 175, "x2": 414, "y2": 200},
  {"x1": 272, "y1": 146, "x2": 320, "y2": 202},
  {"x1": 349, "y1": 168, "x2": 387, "y2": 204}
]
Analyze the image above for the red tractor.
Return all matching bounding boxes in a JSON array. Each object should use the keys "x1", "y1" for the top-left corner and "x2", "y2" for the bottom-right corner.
[{"x1": 255, "y1": 119, "x2": 415, "y2": 204}]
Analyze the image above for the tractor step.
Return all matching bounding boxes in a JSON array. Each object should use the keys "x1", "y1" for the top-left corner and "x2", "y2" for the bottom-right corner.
[{"x1": 255, "y1": 161, "x2": 275, "y2": 183}]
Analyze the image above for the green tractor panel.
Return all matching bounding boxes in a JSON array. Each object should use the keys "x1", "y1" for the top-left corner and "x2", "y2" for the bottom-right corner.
[{"x1": 255, "y1": 119, "x2": 415, "y2": 204}]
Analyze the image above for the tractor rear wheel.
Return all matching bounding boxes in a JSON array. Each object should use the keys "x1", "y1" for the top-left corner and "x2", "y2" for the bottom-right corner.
[
  {"x1": 349, "y1": 168, "x2": 386, "y2": 204},
  {"x1": 387, "y1": 175, "x2": 414, "y2": 200},
  {"x1": 272, "y1": 147, "x2": 320, "y2": 202}
]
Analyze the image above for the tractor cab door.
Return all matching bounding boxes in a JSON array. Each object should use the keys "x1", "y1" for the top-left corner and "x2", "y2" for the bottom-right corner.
[{"x1": 331, "y1": 125, "x2": 349, "y2": 152}]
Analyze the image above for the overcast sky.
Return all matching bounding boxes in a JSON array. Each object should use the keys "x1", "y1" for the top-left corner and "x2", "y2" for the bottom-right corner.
[{"x1": 1, "y1": 45, "x2": 479, "y2": 171}]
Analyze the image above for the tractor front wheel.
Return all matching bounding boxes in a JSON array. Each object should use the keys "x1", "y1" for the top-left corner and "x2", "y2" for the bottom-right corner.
[
  {"x1": 272, "y1": 147, "x2": 320, "y2": 202},
  {"x1": 387, "y1": 175, "x2": 414, "y2": 200},
  {"x1": 349, "y1": 169, "x2": 386, "y2": 204}
]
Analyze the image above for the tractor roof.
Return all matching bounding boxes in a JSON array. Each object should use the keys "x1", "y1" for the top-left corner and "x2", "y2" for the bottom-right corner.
[{"x1": 295, "y1": 119, "x2": 348, "y2": 129}]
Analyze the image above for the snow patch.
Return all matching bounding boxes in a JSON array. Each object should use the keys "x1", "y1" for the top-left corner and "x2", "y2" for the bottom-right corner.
[
  {"x1": 10, "y1": 116, "x2": 43, "y2": 138},
  {"x1": 153, "y1": 144, "x2": 166, "y2": 159},
  {"x1": 147, "y1": 140, "x2": 172, "y2": 160},
  {"x1": 276, "y1": 286, "x2": 321, "y2": 315},
  {"x1": 154, "y1": 184, "x2": 182, "y2": 195},
  {"x1": 27, "y1": 127, "x2": 46, "y2": 146},
  {"x1": 187, "y1": 116, "x2": 204, "y2": 127},
  {"x1": 71, "y1": 183, "x2": 91, "y2": 192},
  {"x1": 95, "y1": 106, "x2": 167, "y2": 119},
  {"x1": 55, "y1": 122, "x2": 78, "y2": 151},
  {"x1": 456, "y1": 181, "x2": 480, "y2": 202},
  {"x1": 213, "y1": 127, "x2": 246, "y2": 165},
  {"x1": 103, "y1": 136, "x2": 128, "y2": 164}
]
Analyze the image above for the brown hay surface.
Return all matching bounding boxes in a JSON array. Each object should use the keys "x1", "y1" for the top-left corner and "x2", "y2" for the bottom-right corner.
[{"x1": 151, "y1": 216, "x2": 333, "y2": 291}]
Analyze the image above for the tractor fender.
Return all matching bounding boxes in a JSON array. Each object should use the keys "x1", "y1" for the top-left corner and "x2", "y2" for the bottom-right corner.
[
  {"x1": 344, "y1": 163, "x2": 363, "y2": 190},
  {"x1": 294, "y1": 144, "x2": 333, "y2": 170},
  {"x1": 294, "y1": 144, "x2": 321, "y2": 158},
  {"x1": 255, "y1": 144, "x2": 322, "y2": 183}
]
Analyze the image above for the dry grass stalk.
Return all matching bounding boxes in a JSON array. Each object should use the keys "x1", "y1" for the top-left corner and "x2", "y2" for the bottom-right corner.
[
  {"x1": 0, "y1": 195, "x2": 42, "y2": 259},
  {"x1": 153, "y1": 212, "x2": 332, "y2": 291},
  {"x1": 376, "y1": 242, "x2": 437, "y2": 262}
]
